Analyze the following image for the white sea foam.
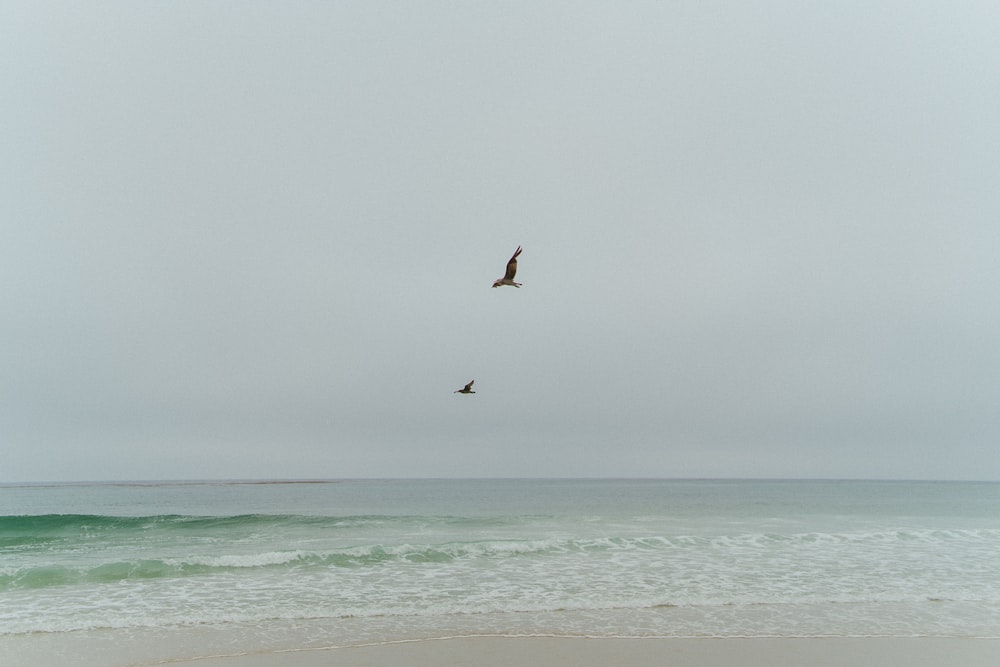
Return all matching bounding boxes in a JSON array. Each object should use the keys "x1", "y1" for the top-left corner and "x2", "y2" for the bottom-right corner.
[{"x1": 166, "y1": 550, "x2": 311, "y2": 568}]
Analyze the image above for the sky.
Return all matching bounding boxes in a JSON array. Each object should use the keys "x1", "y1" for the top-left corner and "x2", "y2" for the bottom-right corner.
[{"x1": 2, "y1": 1, "x2": 999, "y2": 482}]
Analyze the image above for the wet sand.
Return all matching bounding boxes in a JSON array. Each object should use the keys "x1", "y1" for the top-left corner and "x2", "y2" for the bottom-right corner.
[
  {"x1": 6, "y1": 631, "x2": 999, "y2": 666},
  {"x1": 132, "y1": 636, "x2": 1000, "y2": 667}
]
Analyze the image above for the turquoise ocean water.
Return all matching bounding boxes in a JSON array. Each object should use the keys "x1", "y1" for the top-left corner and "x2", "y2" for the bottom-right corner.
[{"x1": 2, "y1": 479, "x2": 1000, "y2": 661}]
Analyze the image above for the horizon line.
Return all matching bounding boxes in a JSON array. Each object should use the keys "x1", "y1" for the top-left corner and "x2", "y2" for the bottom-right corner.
[{"x1": 2, "y1": 476, "x2": 998, "y2": 487}]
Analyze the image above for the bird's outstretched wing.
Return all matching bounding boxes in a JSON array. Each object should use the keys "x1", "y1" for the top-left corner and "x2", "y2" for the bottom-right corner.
[
  {"x1": 503, "y1": 246, "x2": 522, "y2": 280},
  {"x1": 464, "y1": 380, "x2": 475, "y2": 391}
]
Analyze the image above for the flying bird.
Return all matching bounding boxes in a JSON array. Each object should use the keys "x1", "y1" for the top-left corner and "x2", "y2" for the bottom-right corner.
[
  {"x1": 454, "y1": 380, "x2": 476, "y2": 394},
  {"x1": 492, "y1": 245, "x2": 522, "y2": 288}
]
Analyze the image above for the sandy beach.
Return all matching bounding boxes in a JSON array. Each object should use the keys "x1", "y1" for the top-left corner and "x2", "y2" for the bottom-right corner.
[
  {"x1": 7, "y1": 634, "x2": 997, "y2": 667},
  {"x1": 163, "y1": 637, "x2": 1000, "y2": 667}
]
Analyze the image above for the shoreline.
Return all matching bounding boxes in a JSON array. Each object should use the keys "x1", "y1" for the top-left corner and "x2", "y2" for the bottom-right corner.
[
  {"x1": 5, "y1": 633, "x2": 999, "y2": 667},
  {"x1": 130, "y1": 636, "x2": 1000, "y2": 667}
]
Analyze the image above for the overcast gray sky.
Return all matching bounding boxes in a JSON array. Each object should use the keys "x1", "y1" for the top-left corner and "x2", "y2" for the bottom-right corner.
[{"x1": 2, "y1": 1, "x2": 999, "y2": 482}]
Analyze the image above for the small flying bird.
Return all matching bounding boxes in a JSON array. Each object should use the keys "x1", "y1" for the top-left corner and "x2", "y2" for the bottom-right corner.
[
  {"x1": 454, "y1": 380, "x2": 476, "y2": 394},
  {"x1": 492, "y1": 245, "x2": 522, "y2": 288}
]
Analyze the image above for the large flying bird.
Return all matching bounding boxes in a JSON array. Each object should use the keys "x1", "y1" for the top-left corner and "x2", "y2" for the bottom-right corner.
[
  {"x1": 492, "y1": 246, "x2": 522, "y2": 288},
  {"x1": 454, "y1": 380, "x2": 476, "y2": 394}
]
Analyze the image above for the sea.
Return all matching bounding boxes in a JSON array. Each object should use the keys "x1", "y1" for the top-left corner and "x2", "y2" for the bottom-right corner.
[{"x1": 2, "y1": 479, "x2": 1000, "y2": 664}]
